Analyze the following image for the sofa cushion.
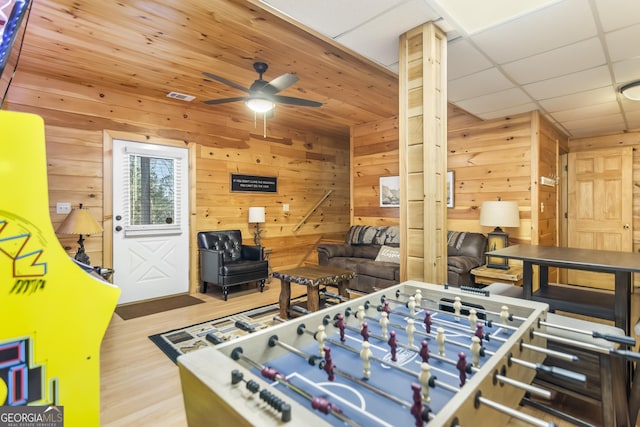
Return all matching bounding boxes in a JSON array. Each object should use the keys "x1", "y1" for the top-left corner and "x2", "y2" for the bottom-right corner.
[
  {"x1": 351, "y1": 244, "x2": 382, "y2": 259},
  {"x1": 357, "y1": 259, "x2": 398, "y2": 281},
  {"x1": 374, "y1": 245, "x2": 401, "y2": 264},
  {"x1": 345, "y1": 225, "x2": 400, "y2": 246},
  {"x1": 447, "y1": 255, "x2": 480, "y2": 274}
]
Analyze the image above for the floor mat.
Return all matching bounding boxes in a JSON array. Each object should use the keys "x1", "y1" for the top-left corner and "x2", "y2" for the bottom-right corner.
[{"x1": 115, "y1": 294, "x2": 204, "y2": 320}]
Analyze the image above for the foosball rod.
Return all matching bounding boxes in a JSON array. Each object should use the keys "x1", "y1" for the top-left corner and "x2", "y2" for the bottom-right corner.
[
  {"x1": 475, "y1": 391, "x2": 557, "y2": 427},
  {"x1": 508, "y1": 353, "x2": 587, "y2": 384},
  {"x1": 230, "y1": 346, "x2": 362, "y2": 427},
  {"x1": 538, "y1": 318, "x2": 636, "y2": 346},
  {"x1": 487, "y1": 333, "x2": 579, "y2": 363},
  {"x1": 532, "y1": 330, "x2": 640, "y2": 361}
]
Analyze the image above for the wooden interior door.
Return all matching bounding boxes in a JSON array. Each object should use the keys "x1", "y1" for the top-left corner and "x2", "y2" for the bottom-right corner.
[{"x1": 567, "y1": 147, "x2": 632, "y2": 290}]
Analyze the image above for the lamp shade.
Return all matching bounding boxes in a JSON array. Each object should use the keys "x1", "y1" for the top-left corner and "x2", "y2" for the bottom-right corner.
[
  {"x1": 479, "y1": 201, "x2": 520, "y2": 228},
  {"x1": 246, "y1": 97, "x2": 274, "y2": 113},
  {"x1": 56, "y1": 206, "x2": 103, "y2": 235},
  {"x1": 248, "y1": 206, "x2": 266, "y2": 223}
]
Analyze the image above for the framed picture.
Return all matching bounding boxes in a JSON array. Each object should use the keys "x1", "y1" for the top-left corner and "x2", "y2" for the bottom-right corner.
[
  {"x1": 379, "y1": 176, "x2": 400, "y2": 207},
  {"x1": 446, "y1": 171, "x2": 454, "y2": 208}
]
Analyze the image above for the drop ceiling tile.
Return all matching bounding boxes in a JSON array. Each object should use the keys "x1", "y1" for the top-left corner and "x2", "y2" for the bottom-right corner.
[
  {"x1": 501, "y1": 38, "x2": 605, "y2": 85},
  {"x1": 550, "y1": 101, "x2": 620, "y2": 122},
  {"x1": 335, "y1": 0, "x2": 440, "y2": 67},
  {"x1": 538, "y1": 86, "x2": 616, "y2": 112},
  {"x1": 475, "y1": 102, "x2": 539, "y2": 120},
  {"x1": 455, "y1": 87, "x2": 532, "y2": 114},
  {"x1": 431, "y1": 0, "x2": 564, "y2": 34},
  {"x1": 448, "y1": 68, "x2": 514, "y2": 102},
  {"x1": 605, "y1": 24, "x2": 640, "y2": 62},
  {"x1": 259, "y1": 0, "x2": 406, "y2": 38},
  {"x1": 470, "y1": 0, "x2": 596, "y2": 64},
  {"x1": 626, "y1": 110, "x2": 640, "y2": 129},
  {"x1": 594, "y1": 0, "x2": 640, "y2": 32},
  {"x1": 447, "y1": 38, "x2": 492, "y2": 80},
  {"x1": 612, "y1": 58, "x2": 640, "y2": 85},
  {"x1": 523, "y1": 65, "x2": 611, "y2": 100},
  {"x1": 563, "y1": 113, "x2": 625, "y2": 133}
]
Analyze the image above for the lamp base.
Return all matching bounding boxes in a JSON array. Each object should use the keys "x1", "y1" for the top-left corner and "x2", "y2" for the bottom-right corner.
[
  {"x1": 486, "y1": 228, "x2": 509, "y2": 270},
  {"x1": 73, "y1": 234, "x2": 91, "y2": 265}
]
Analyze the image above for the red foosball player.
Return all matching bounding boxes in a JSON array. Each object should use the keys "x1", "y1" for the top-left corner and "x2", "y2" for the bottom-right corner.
[
  {"x1": 419, "y1": 340, "x2": 429, "y2": 363},
  {"x1": 474, "y1": 323, "x2": 485, "y2": 342},
  {"x1": 360, "y1": 321, "x2": 369, "y2": 342},
  {"x1": 456, "y1": 352, "x2": 467, "y2": 386},
  {"x1": 388, "y1": 330, "x2": 398, "y2": 362},
  {"x1": 423, "y1": 310, "x2": 432, "y2": 334},
  {"x1": 382, "y1": 300, "x2": 391, "y2": 320},
  {"x1": 336, "y1": 313, "x2": 346, "y2": 342},
  {"x1": 410, "y1": 383, "x2": 423, "y2": 427},
  {"x1": 323, "y1": 346, "x2": 336, "y2": 381}
]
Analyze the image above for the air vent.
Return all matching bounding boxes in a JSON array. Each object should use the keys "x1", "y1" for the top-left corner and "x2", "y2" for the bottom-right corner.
[{"x1": 166, "y1": 91, "x2": 195, "y2": 102}]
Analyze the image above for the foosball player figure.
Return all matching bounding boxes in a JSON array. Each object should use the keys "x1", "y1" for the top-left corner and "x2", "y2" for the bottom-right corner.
[
  {"x1": 408, "y1": 296, "x2": 416, "y2": 317},
  {"x1": 388, "y1": 330, "x2": 398, "y2": 362},
  {"x1": 323, "y1": 346, "x2": 336, "y2": 381},
  {"x1": 436, "y1": 327, "x2": 446, "y2": 356},
  {"x1": 414, "y1": 289, "x2": 422, "y2": 306},
  {"x1": 410, "y1": 383, "x2": 424, "y2": 427},
  {"x1": 456, "y1": 352, "x2": 468, "y2": 386},
  {"x1": 360, "y1": 341, "x2": 373, "y2": 379},
  {"x1": 316, "y1": 324, "x2": 327, "y2": 357},
  {"x1": 419, "y1": 340, "x2": 429, "y2": 363},
  {"x1": 336, "y1": 313, "x2": 346, "y2": 342},
  {"x1": 453, "y1": 296, "x2": 462, "y2": 321},
  {"x1": 424, "y1": 310, "x2": 432, "y2": 334},
  {"x1": 382, "y1": 300, "x2": 391, "y2": 320},
  {"x1": 468, "y1": 308, "x2": 478, "y2": 331},
  {"x1": 357, "y1": 305, "x2": 366, "y2": 328},
  {"x1": 418, "y1": 362, "x2": 431, "y2": 403},
  {"x1": 360, "y1": 321, "x2": 370, "y2": 342},
  {"x1": 406, "y1": 318, "x2": 416, "y2": 348},
  {"x1": 380, "y1": 311, "x2": 389, "y2": 339},
  {"x1": 470, "y1": 336, "x2": 481, "y2": 367},
  {"x1": 500, "y1": 305, "x2": 510, "y2": 333},
  {"x1": 474, "y1": 323, "x2": 485, "y2": 342}
]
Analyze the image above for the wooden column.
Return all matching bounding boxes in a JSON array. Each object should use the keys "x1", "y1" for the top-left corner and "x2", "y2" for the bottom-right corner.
[{"x1": 399, "y1": 22, "x2": 447, "y2": 284}]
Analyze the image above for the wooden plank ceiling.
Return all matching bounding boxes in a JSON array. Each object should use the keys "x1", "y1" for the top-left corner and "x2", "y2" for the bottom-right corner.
[{"x1": 16, "y1": 0, "x2": 400, "y2": 138}]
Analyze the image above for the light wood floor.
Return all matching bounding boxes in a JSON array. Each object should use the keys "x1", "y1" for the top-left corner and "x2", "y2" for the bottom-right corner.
[{"x1": 100, "y1": 283, "x2": 640, "y2": 427}]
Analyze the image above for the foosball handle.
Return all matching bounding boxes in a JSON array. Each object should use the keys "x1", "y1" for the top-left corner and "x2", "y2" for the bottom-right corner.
[
  {"x1": 610, "y1": 348, "x2": 640, "y2": 361},
  {"x1": 592, "y1": 332, "x2": 636, "y2": 346},
  {"x1": 536, "y1": 364, "x2": 586, "y2": 383}
]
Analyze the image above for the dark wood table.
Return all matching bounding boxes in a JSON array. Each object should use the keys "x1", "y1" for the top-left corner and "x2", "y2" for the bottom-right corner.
[
  {"x1": 486, "y1": 244, "x2": 640, "y2": 335},
  {"x1": 274, "y1": 265, "x2": 356, "y2": 319}
]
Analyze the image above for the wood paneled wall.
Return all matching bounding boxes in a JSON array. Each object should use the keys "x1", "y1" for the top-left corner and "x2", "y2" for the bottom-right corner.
[
  {"x1": 7, "y1": 72, "x2": 351, "y2": 293},
  {"x1": 351, "y1": 116, "x2": 400, "y2": 227}
]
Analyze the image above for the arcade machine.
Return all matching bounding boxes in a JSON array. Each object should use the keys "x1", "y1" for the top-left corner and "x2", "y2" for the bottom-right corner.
[{"x1": 0, "y1": 111, "x2": 120, "y2": 426}]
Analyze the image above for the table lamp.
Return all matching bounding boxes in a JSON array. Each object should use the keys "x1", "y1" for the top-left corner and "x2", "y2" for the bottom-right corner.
[
  {"x1": 479, "y1": 200, "x2": 520, "y2": 269},
  {"x1": 56, "y1": 203, "x2": 103, "y2": 265},
  {"x1": 248, "y1": 206, "x2": 266, "y2": 246}
]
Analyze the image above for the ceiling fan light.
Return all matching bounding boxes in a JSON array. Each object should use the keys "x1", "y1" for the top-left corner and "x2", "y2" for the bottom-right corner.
[
  {"x1": 620, "y1": 80, "x2": 640, "y2": 101},
  {"x1": 246, "y1": 97, "x2": 274, "y2": 112}
]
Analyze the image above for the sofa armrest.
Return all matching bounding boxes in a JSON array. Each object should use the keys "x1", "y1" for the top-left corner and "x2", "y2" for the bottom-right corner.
[
  {"x1": 317, "y1": 244, "x2": 353, "y2": 264},
  {"x1": 447, "y1": 255, "x2": 481, "y2": 274},
  {"x1": 199, "y1": 248, "x2": 223, "y2": 282}
]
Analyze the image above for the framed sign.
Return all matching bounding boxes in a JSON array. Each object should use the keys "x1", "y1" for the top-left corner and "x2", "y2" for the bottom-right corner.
[{"x1": 230, "y1": 174, "x2": 277, "y2": 193}]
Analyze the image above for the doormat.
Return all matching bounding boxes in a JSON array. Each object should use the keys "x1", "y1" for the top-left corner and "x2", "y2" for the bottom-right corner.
[
  {"x1": 149, "y1": 297, "x2": 309, "y2": 363},
  {"x1": 115, "y1": 294, "x2": 204, "y2": 320}
]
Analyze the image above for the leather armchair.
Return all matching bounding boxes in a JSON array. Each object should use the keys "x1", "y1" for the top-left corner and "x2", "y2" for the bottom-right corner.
[
  {"x1": 447, "y1": 231, "x2": 487, "y2": 287},
  {"x1": 197, "y1": 230, "x2": 268, "y2": 301}
]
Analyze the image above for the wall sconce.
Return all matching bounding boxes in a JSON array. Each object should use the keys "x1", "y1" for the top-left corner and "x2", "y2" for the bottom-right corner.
[
  {"x1": 248, "y1": 206, "x2": 266, "y2": 246},
  {"x1": 56, "y1": 203, "x2": 102, "y2": 265},
  {"x1": 479, "y1": 200, "x2": 520, "y2": 269}
]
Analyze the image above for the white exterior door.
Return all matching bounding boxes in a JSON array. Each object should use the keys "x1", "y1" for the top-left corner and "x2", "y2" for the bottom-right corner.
[{"x1": 112, "y1": 139, "x2": 189, "y2": 304}]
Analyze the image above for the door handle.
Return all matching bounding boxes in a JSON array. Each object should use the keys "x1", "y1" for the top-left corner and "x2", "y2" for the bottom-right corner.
[
  {"x1": 115, "y1": 226, "x2": 123, "y2": 232},
  {"x1": 624, "y1": 224, "x2": 630, "y2": 230}
]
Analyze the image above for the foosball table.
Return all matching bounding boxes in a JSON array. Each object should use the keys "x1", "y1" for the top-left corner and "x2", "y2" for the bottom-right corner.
[{"x1": 177, "y1": 281, "x2": 630, "y2": 426}]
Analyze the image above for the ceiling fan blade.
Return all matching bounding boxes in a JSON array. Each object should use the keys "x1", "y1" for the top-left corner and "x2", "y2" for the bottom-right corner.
[
  {"x1": 272, "y1": 95, "x2": 322, "y2": 107},
  {"x1": 203, "y1": 96, "x2": 248, "y2": 105},
  {"x1": 202, "y1": 72, "x2": 250, "y2": 93},
  {"x1": 262, "y1": 73, "x2": 299, "y2": 95}
]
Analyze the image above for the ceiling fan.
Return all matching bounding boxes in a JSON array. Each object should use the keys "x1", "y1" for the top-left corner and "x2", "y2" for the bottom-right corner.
[{"x1": 202, "y1": 62, "x2": 322, "y2": 113}]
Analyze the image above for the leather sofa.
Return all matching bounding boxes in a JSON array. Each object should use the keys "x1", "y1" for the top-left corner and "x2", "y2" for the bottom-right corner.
[
  {"x1": 447, "y1": 231, "x2": 487, "y2": 287},
  {"x1": 317, "y1": 225, "x2": 400, "y2": 293}
]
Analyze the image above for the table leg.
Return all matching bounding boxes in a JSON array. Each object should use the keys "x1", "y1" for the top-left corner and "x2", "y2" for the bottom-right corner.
[
  {"x1": 279, "y1": 280, "x2": 291, "y2": 319},
  {"x1": 614, "y1": 271, "x2": 631, "y2": 335},
  {"x1": 523, "y1": 261, "x2": 533, "y2": 299},
  {"x1": 307, "y1": 285, "x2": 320, "y2": 312},
  {"x1": 337, "y1": 279, "x2": 349, "y2": 299}
]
